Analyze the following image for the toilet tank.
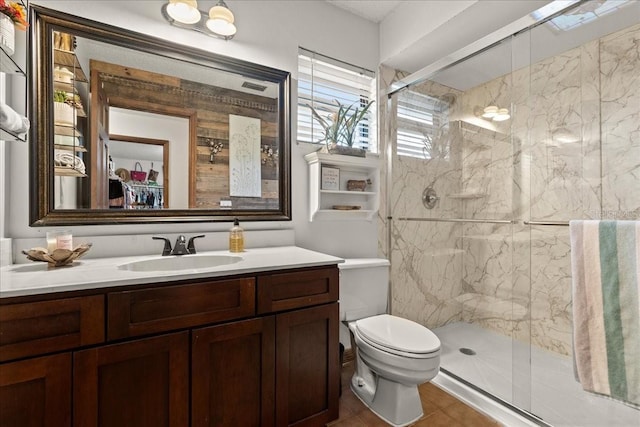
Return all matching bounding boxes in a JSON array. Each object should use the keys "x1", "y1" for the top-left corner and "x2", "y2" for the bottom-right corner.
[{"x1": 338, "y1": 258, "x2": 390, "y2": 321}]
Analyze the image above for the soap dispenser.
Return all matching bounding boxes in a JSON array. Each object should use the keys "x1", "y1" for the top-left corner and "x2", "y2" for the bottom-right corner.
[{"x1": 229, "y1": 218, "x2": 244, "y2": 253}]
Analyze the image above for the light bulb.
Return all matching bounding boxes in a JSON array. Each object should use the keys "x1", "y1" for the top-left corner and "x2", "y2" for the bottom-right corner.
[
  {"x1": 482, "y1": 105, "x2": 498, "y2": 118},
  {"x1": 493, "y1": 108, "x2": 510, "y2": 121},
  {"x1": 209, "y1": 3, "x2": 234, "y2": 24},
  {"x1": 166, "y1": 0, "x2": 201, "y2": 24},
  {"x1": 206, "y1": 19, "x2": 237, "y2": 36}
]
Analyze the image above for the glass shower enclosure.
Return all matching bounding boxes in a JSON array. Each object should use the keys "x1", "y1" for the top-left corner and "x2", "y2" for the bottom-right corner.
[{"x1": 384, "y1": 1, "x2": 640, "y2": 426}]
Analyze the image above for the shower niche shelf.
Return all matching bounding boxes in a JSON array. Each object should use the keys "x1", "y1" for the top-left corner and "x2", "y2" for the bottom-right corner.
[
  {"x1": 304, "y1": 151, "x2": 380, "y2": 221},
  {"x1": 447, "y1": 192, "x2": 487, "y2": 199}
]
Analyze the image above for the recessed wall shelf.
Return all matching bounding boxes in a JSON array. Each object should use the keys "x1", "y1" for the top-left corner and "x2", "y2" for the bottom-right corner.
[
  {"x1": 304, "y1": 151, "x2": 380, "y2": 221},
  {"x1": 447, "y1": 192, "x2": 488, "y2": 199}
]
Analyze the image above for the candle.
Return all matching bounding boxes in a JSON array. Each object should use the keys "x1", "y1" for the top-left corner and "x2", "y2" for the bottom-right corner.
[{"x1": 46, "y1": 230, "x2": 72, "y2": 252}]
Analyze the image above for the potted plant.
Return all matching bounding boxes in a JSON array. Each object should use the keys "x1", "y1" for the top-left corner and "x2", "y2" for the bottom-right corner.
[
  {"x1": 53, "y1": 90, "x2": 77, "y2": 126},
  {"x1": 0, "y1": 0, "x2": 27, "y2": 56},
  {"x1": 309, "y1": 99, "x2": 373, "y2": 157}
]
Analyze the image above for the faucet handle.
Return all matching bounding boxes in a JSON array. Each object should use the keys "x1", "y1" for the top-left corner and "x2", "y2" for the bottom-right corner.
[
  {"x1": 152, "y1": 236, "x2": 172, "y2": 256},
  {"x1": 187, "y1": 235, "x2": 205, "y2": 254}
]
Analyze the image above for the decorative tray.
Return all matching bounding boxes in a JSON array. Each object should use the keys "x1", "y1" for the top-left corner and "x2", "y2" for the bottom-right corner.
[
  {"x1": 332, "y1": 205, "x2": 361, "y2": 210},
  {"x1": 22, "y1": 243, "x2": 92, "y2": 267}
]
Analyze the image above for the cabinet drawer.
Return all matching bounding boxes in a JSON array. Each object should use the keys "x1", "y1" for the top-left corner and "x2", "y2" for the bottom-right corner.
[
  {"x1": 257, "y1": 266, "x2": 338, "y2": 314},
  {"x1": 0, "y1": 295, "x2": 104, "y2": 362},
  {"x1": 107, "y1": 278, "x2": 256, "y2": 340}
]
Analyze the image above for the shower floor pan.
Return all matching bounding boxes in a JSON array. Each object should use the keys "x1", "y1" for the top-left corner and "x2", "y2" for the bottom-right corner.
[{"x1": 433, "y1": 322, "x2": 639, "y2": 427}]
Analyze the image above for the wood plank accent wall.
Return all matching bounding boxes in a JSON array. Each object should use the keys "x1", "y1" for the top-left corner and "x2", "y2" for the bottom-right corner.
[{"x1": 92, "y1": 60, "x2": 280, "y2": 209}]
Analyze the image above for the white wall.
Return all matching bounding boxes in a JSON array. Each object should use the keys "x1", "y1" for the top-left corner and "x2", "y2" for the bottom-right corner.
[{"x1": 4, "y1": 1, "x2": 380, "y2": 259}]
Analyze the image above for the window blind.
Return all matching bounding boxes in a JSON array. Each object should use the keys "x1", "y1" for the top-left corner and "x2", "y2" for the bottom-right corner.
[
  {"x1": 396, "y1": 90, "x2": 450, "y2": 159},
  {"x1": 297, "y1": 47, "x2": 376, "y2": 151}
]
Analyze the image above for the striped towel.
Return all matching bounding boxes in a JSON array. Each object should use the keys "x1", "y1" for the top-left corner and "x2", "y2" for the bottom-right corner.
[{"x1": 570, "y1": 220, "x2": 639, "y2": 408}]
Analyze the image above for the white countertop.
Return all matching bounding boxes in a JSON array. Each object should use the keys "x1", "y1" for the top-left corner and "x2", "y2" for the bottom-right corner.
[{"x1": 0, "y1": 246, "x2": 344, "y2": 299}]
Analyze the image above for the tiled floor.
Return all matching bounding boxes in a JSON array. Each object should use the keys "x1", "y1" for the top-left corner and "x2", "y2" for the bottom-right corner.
[{"x1": 328, "y1": 360, "x2": 500, "y2": 427}]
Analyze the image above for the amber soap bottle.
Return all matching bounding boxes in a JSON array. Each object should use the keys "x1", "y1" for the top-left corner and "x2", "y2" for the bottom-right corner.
[{"x1": 229, "y1": 218, "x2": 244, "y2": 253}]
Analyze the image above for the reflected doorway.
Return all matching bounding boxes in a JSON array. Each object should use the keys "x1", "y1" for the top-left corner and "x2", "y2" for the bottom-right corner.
[{"x1": 109, "y1": 134, "x2": 168, "y2": 209}]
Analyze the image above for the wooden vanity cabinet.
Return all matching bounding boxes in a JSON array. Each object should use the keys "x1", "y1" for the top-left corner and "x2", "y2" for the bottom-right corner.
[
  {"x1": 73, "y1": 331, "x2": 189, "y2": 427},
  {"x1": 0, "y1": 353, "x2": 72, "y2": 427},
  {"x1": 0, "y1": 264, "x2": 339, "y2": 427}
]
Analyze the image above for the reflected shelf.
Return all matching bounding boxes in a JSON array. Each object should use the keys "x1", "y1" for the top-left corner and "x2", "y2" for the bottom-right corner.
[
  {"x1": 54, "y1": 166, "x2": 87, "y2": 177},
  {"x1": 54, "y1": 124, "x2": 84, "y2": 137},
  {"x1": 54, "y1": 143, "x2": 86, "y2": 152},
  {"x1": 53, "y1": 48, "x2": 88, "y2": 82}
]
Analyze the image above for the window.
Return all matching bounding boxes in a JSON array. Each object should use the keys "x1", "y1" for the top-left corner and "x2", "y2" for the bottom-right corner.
[
  {"x1": 396, "y1": 90, "x2": 451, "y2": 160},
  {"x1": 297, "y1": 47, "x2": 376, "y2": 151}
]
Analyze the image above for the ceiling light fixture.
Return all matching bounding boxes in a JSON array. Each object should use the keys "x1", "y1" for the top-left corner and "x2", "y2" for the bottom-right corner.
[{"x1": 162, "y1": 0, "x2": 237, "y2": 40}]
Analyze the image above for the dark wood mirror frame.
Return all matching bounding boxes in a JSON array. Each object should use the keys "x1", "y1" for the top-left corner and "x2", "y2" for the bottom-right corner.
[{"x1": 29, "y1": 5, "x2": 291, "y2": 226}]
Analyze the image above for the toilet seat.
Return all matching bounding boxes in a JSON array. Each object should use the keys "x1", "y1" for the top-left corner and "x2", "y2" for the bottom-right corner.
[{"x1": 354, "y1": 314, "x2": 440, "y2": 359}]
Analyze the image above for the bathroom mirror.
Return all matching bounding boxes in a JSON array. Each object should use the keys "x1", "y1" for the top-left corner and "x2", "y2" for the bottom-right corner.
[{"x1": 29, "y1": 5, "x2": 291, "y2": 226}]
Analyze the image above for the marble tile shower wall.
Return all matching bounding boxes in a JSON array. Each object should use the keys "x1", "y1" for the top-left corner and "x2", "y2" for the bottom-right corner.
[
  {"x1": 383, "y1": 23, "x2": 640, "y2": 356},
  {"x1": 600, "y1": 23, "x2": 640, "y2": 219}
]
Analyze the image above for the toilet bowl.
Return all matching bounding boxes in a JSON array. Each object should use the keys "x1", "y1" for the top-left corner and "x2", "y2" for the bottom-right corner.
[
  {"x1": 349, "y1": 314, "x2": 440, "y2": 426},
  {"x1": 338, "y1": 259, "x2": 441, "y2": 427}
]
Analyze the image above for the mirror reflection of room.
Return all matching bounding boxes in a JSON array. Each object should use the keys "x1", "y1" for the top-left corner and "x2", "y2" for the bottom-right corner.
[{"x1": 51, "y1": 30, "x2": 280, "y2": 212}]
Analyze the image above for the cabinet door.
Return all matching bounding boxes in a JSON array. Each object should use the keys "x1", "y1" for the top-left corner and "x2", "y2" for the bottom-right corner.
[
  {"x1": 192, "y1": 317, "x2": 275, "y2": 427},
  {"x1": 0, "y1": 353, "x2": 72, "y2": 427},
  {"x1": 275, "y1": 303, "x2": 339, "y2": 427},
  {"x1": 73, "y1": 331, "x2": 188, "y2": 427}
]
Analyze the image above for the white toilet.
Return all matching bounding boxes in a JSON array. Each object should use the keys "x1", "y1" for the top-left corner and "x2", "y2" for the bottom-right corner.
[{"x1": 339, "y1": 259, "x2": 441, "y2": 427}]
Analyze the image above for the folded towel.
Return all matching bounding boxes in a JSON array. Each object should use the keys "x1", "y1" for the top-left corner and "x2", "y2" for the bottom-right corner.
[
  {"x1": 54, "y1": 150, "x2": 86, "y2": 174},
  {"x1": 0, "y1": 102, "x2": 30, "y2": 135},
  {"x1": 570, "y1": 220, "x2": 640, "y2": 408}
]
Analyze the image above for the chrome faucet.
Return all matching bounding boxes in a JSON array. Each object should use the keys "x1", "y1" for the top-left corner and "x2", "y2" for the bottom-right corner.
[{"x1": 152, "y1": 235, "x2": 205, "y2": 256}]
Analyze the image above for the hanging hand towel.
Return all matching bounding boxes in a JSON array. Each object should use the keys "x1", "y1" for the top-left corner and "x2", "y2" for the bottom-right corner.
[
  {"x1": 570, "y1": 220, "x2": 640, "y2": 408},
  {"x1": 0, "y1": 101, "x2": 30, "y2": 134}
]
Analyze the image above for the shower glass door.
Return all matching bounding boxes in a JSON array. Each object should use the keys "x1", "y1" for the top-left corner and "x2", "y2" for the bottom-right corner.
[
  {"x1": 387, "y1": 32, "x2": 532, "y2": 412},
  {"x1": 386, "y1": 1, "x2": 640, "y2": 426},
  {"x1": 526, "y1": 2, "x2": 640, "y2": 425}
]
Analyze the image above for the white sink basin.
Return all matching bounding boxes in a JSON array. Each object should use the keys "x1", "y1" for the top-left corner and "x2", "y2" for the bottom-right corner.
[{"x1": 118, "y1": 254, "x2": 242, "y2": 272}]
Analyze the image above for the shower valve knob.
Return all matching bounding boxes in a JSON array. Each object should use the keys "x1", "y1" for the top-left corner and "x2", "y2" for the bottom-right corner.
[{"x1": 422, "y1": 187, "x2": 439, "y2": 209}]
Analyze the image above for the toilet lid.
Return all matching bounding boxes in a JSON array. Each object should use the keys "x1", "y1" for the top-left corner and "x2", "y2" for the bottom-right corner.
[{"x1": 355, "y1": 314, "x2": 440, "y2": 354}]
